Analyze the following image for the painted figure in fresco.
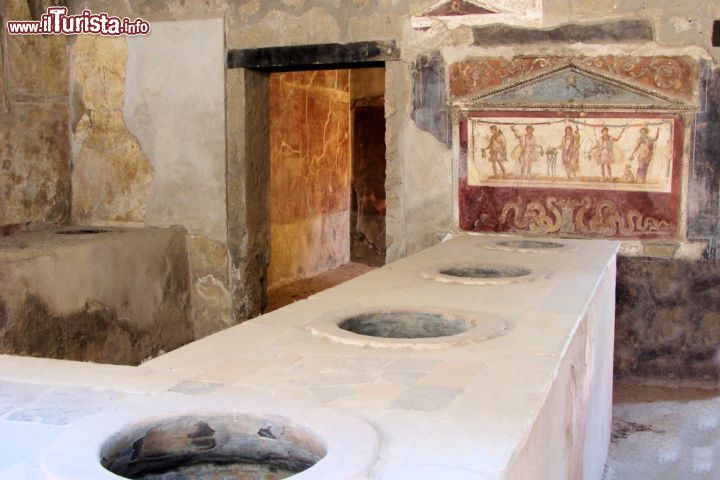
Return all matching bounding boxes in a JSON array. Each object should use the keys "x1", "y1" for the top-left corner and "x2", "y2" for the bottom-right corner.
[
  {"x1": 630, "y1": 126, "x2": 660, "y2": 183},
  {"x1": 590, "y1": 126, "x2": 627, "y2": 182},
  {"x1": 481, "y1": 125, "x2": 508, "y2": 177},
  {"x1": 511, "y1": 125, "x2": 544, "y2": 179},
  {"x1": 559, "y1": 126, "x2": 581, "y2": 180},
  {"x1": 622, "y1": 164, "x2": 636, "y2": 183},
  {"x1": 545, "y1": 147, "x2": 558, "y2": 177}
]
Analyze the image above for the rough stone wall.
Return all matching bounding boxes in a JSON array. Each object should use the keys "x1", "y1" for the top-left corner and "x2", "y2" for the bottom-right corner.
[
  {"x1": 69, "y1": 18, "x2": 230, "y2": 338},
  {"x1": 0, "y1": 0, "x2": 71, "y2": 233},
  {"x1": 615, "y1": 256, "x2": 720, "y2": 385},
  {"x1": 226, "y1": 68, "x2": 270, "y2": 321},
  {"x1": 268, "y1": 70, "x2": 351, "y2": 287}
]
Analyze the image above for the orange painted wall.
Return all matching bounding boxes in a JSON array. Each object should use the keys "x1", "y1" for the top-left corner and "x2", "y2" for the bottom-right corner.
[{"x1": 268, "y1": 70, "x2": 351, "y2": 286}]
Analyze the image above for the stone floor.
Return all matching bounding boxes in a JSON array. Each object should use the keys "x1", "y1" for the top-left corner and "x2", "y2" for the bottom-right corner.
[
  {"x1": 264, "y1": 262, "x2": 376, "y2": 313},
  {"x1": 264, "y1": 231, "x2": 384, "y2": 314},
  {"x1": 604, "y1": 383, "x2": 720, "y2": 479},
  {"x1": 351, "y1": 234, "x2": 386, "y2": 268}
]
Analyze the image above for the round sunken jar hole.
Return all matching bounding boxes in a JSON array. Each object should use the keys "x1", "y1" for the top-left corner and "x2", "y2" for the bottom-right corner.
[
  {"x1": 438, "y1": 265, "x2": 531, "y2": 279},
  {"x1": 101, "y1": 414, "x2": 326, "y2": 480},
  {"x1": 56, "y1": 228, "x2": 108, "y2": 235},
  {"x1": 495, "y1": 240, "x2": 564, "y2": 250},
  {"x1": 338, "y1": 310, "x2": 474, "y2": 339}
]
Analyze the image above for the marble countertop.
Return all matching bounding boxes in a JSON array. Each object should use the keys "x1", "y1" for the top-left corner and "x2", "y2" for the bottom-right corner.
[{"x1": 0, "y1": 233, "x2": 618, "y2": 479}]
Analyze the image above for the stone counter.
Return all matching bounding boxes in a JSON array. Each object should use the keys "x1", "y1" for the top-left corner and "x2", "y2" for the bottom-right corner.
[
  {"x1": 0, "y1": 233, "x2": 618, "y2": 479},
  {"x1": 0, "y1": 227, "x2": 193, "y2": 365}
]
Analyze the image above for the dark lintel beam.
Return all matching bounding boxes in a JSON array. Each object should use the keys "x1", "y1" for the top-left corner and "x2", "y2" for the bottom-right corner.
[{"x1": 227, "y1": 41, "x2": 399, "y2": 70}]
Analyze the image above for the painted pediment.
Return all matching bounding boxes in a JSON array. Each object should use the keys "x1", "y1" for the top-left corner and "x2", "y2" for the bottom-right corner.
[
  {"x1": 411, "y1": 0, "x2": 542, "y2": 29},
  {"x1": 455, "y1": 64, "x2": 695, "y2": 111},
  {"x1": 421, "y1": 0, "x2": 497, "y2": 16}
]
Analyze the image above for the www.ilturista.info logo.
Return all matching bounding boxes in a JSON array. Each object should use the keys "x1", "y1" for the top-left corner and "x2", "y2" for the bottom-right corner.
[{"x1": 5, "y1": 7, "x2": 150, "y2": 36}]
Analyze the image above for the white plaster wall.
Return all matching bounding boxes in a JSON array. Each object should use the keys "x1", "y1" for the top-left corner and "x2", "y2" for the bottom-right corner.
[
  {"x1": 124, "y1": 18, "x2": 227, "y2": 243},
  {"x1": 403, "y1": 122, "x2": 454, "y2": 256}
]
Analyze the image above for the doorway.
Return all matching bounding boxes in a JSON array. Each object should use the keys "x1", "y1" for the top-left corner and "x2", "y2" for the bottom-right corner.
[
  {"x1": 262, "y1": 67, "x2": 387, "y2": 313},
  {"x1": 349, "y1": 67, "x2": 386, "y2": 268}
]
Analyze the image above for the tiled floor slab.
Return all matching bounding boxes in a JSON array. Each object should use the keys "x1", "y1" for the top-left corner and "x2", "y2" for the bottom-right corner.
[{"x1": 604, "y1": 384, "x2": 720, "y2": 479}]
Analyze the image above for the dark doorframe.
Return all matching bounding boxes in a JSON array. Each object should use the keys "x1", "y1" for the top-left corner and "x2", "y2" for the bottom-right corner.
[{"x1": 225, "y1": 41, "x2": 399, "y2": 322}]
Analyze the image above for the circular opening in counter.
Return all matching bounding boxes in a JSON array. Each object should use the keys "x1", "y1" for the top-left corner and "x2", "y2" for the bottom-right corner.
[
  {"x1": 101, "y1": 414, "x2": 327, "y2": 480},
  {"x1": 56, "y1": 228, "x2": 108, "y2": 235},
  {"x1": 308, "y1": 308, "x2": 506, "y2": 349},
  {"x1": 438, "y1": 265, "x2": 531, "y2": 279},
  {"x1": 421, "y1": 262, "x2": 543, "y2": 286},
  {"x1": 480, "y1": 239, "x2": 567, "y2": 252},
  {"x1": 339, "y1": 310, "x2": 472, "y2": 339}
]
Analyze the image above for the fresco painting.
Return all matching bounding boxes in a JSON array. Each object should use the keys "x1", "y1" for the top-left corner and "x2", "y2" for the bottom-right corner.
[
  {"x1": 468, "y1": 116, "x2": 675, "y2": 192},
  {"x1": 454, "y1": 59, "x2": 692, "y2": 239}
]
